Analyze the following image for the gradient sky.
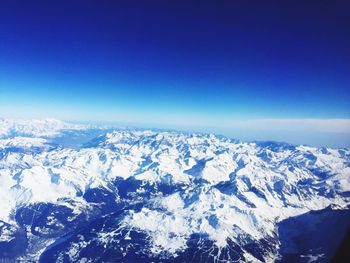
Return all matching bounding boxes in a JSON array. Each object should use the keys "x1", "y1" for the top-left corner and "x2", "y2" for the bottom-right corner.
[{"x1": 1, "y1": 1, "x2": 350, "y2": 146}]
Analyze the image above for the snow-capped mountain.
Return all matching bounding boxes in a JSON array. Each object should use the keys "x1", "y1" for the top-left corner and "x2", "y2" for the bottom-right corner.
[{"x1": 0, "y1": 119, "x2": 349, "y2": 262}]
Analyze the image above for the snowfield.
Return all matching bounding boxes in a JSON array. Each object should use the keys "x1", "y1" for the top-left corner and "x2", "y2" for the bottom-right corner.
[{"x1": 0, "y1": 119, "x2": 349, "y2": 262}]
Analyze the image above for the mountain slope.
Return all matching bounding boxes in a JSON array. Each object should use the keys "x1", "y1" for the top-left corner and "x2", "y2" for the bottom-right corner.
[{"x1": 0, "y1": 119, "x2": 349, "y2": 262}]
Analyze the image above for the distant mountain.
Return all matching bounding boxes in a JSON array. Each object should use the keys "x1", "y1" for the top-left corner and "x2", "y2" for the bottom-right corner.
[{"x1": 0, "y1": 119, "x2": 349, "y2": 262}]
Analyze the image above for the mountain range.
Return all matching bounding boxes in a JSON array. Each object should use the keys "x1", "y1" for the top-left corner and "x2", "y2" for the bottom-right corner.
[{"x1": 0, "y1": 119, "x2": 349, "y2": 262}]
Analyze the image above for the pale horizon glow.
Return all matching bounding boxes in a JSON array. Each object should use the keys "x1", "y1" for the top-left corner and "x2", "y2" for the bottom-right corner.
[{"x1": 1, "y1": 115, "x2": 350, "y2": 148}]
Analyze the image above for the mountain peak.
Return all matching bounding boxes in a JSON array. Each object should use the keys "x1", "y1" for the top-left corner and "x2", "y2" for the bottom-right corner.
[{"x1": 0, "y1": 119, "x2": 349, "y2": 262}]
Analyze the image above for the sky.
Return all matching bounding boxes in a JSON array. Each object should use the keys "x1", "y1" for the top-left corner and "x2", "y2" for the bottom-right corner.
[{"x1": 1, "y1": 0, "x2": 350, "y2": 147}]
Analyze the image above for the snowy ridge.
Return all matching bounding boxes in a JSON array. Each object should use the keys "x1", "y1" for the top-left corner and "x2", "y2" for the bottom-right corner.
[
  {"x1": 0, "y1": 119, "x2": 349, "y2": 262},
  {"x1": 0, "y1": 118, "x2": 88, "y2": 138}
]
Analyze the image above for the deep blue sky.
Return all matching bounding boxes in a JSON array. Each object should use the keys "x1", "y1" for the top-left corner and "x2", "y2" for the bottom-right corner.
[{"x1": 1, "y1": 1, "x2": 350, "y2": 146}]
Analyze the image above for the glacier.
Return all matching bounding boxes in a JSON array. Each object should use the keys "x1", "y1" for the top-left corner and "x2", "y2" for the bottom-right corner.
[{"x1": 0, "y1": 118, "x2": 349, "y2": 262}]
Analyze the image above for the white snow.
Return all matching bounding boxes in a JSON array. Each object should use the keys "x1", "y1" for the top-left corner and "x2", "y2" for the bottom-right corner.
[{"x1": 0, "y1": 118, "x2": 349, "y2": 261}]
